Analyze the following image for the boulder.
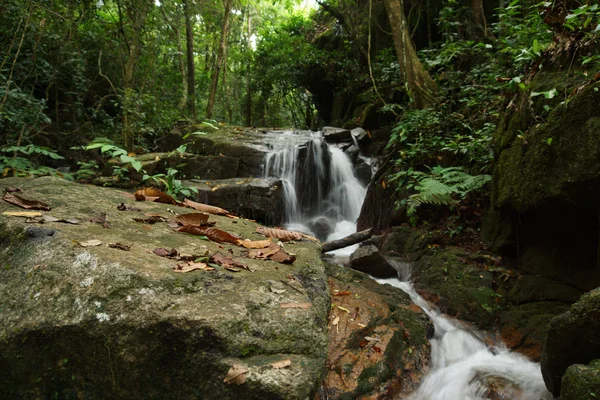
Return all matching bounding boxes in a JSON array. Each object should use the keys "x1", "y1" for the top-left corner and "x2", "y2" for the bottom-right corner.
[
  {"x1": 541, "y1": 288, "x2": 600, "y2": 396},
  {"x1": 308, "y1": 217, "x2": 334, "y2": 242},
  {"x1": 349, "y1": 245, "x2": 398, "y2": 278},
  {"x1": 187, "y1": 178, "x2": 284, "y2": 226},
  {"x1": 560, "y1": 359, "x2": 600, "y2": 400},
  {"x1": 0, "y1": 177, "x2": 329, "y2": 400},
  {"x1": 350, "y1": 127, "x2": 369, "y2": 145},
  {"x1": 318, "y1": 263, "x2": 433, "y2": 399},
  {"x1": 344, "y1": 145, "x2": 360, "y2": 165},
  {"x1": 354, "y1": 161, "x2": 372, "y2": 186},
  {"x1": 322, "y1": 127, "x2": 352, "y2": 143}
]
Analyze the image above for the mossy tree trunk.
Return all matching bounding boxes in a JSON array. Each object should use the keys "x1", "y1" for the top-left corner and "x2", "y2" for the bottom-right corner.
[
  {"x1": 206, "y1": 0, "x2": 232, "y2": 120},
  {"x1": 382, "y1": 0, "x2": 437, "y2": 109},
  {"x1": 183, "y1": 0, "x2": 196, "y2": 120}
]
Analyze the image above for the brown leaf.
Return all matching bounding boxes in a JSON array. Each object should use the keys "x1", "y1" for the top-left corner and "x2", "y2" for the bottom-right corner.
[
  {"x1": 256, "y1": 227, "x2": 303, "y2": 242},
  {"x1": 223, "y1": 365, "x2": 248, "y2": 385},
  {"x1": 271, "y1": 359, "x2": 291, "y2": 369},
  {"x1": 177, "y1": 226, "x2": 240, "y2": 244},
  {"x1": 89, "y1": 213, "x2": 107, "y2": 224},
  {"x1": 183, "y1": 198, "x2": 229, "y2": 215},
  {"x1": 132, "y1": 216, "x2": 165, "y2": 224},
  {"x1": 2, "y1": 193, "x2": 51, "y2": 211},
  {"x1": 5, "y1": 187, "x2": 22, "y2": 193},
  {"x1": 175, "y1": 212, "x2": 210, "y2": 226},
  {"x1": 333, "y1": 291, "x2": 352, "y2": 297},
  {"x1": 173, "y1": 262, "x2": 214, "y2": 273},
  {"x1": 280, "y1": 303, "x2": 311, "y2": 309},
  {"x1": 153, "y1": 248, "x2": 179, "y2": 258},
  {"x1": 43, "y1": 215, "x2": 81, "y2": 224},
  {"x1": 117, "y1": 203, "x2": 141, "y2": 211},
  {"x1": 133, "y1": 188, "x2": 177, "y2": 205},
  {"x1": 247, "y1": 243, "x2": 281, "y2": 259},
  {"x1": 270, "y1": 249, "x2": 296, "y2": 264},
  {"x1": 108, "y1": 242, "x2": 131, "y2": 251},
  {"x1": 77, "y1": 239, "x2": 102, "y2": 247},
  {"x1": 2, "y1": 211, "x2": 43, "y2": 217},
  {"x1": 212, "y1": 253, "x2": 250, "y2": 271},
  {"x1": 237, "y1": 239, "x2": 272, "y2": 249}
]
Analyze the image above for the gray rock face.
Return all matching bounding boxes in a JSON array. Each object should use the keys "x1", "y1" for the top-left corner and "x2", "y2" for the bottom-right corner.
[
  {"x1": 349, "y1": 245, "x2": 398, "y2": 278},
  {"x1": 308, "y1": 217, "x2": 334, "y2": 241},
  {"x1": 541, "y1": 288, "x2": 600, "y2": 396},
  {"x1": 350, "y1": 127, "x2": 369, "y2": 144},
  {"x1": 344, "y1": 145, "x2": 360, "y2": 165},
  {"x1": 354, "y1": 161, "x2": 372, "y2": 186},
  {"x1": 188, "y1": 177, "x2": 284, "y2": 226},
  {"x1": 0, "y1": 177, "x2": 329, "y2": 400},
  {"x1": 321, "y1": 127, "x2": 351, "y2": 143}
]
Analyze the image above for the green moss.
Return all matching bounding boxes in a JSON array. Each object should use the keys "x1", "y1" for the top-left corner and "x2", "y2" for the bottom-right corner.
[{"x1": 561, "y1": 360, "x2": 600, "y2": 400}]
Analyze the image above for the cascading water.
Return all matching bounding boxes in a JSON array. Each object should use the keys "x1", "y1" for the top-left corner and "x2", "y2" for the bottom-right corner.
[
  {"x1": 377, "y1": 260, "x2": 553, "y2": 400},
  {"x1": 263, "y1": 130, "x2": 366, "y2": 253}
]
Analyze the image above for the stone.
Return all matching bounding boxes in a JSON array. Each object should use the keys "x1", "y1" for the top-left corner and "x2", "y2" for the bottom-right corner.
[
  {"x1": 0, "y1": 176, "x2": 329, "y2": 400},
  {"x1": 541, "y1": 288, "x2": 600, "y2": 396},
  {"x1": 344, "y1": 145, "x2": 360, "y2": 165},
  {"x1": 187, "y1": 178, "x2": 284, "y2": 226},
  {"x1": 354, "y1": 161, "x2": 372, "y2": 186},
  {"x1": 560, "y1": 359, "x2": 600, "y2": 400},
  {"x1": 350, "y1": 127, "x2": 369, "y2": 145},
  {"x1": 322, "y1": 127, "x2": 352, "y2": 143},
  {"x1": 318, "y1": 263, "x2": 433, "y2": 399},
  {"x1": 349, "y1": 245, "x2": 398, "y2": 278},
  {"x1": 308, "y1": 217, "x2": 334, "y2": 242},
  {"x1": 507, "y1": 275, "x2": 583, "y2": 304}
]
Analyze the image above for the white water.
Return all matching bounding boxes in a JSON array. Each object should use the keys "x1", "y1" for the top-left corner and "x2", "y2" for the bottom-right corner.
[
  {"x1": 377, "y1": 260, "x2": 553, "y2": 400},
  {"x1": 263, "y1": 130, "x2": 367, "y2": 254}
]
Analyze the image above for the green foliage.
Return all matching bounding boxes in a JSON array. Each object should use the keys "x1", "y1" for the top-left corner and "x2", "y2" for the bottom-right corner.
[
  {"x1": 0, "y1": 145, "x2": 66, "y2": 178},
  {"x1": 146, "y1": 168, "x2": 199, "y2": 199}
]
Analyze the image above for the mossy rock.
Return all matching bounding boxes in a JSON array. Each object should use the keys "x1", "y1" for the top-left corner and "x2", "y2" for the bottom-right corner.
[
  {"x1": 0, "y1": 177, "x2": 329, "y2": 399},
  {"x1": 561, "y1": 359, "x2": 600, "y2": 400}
]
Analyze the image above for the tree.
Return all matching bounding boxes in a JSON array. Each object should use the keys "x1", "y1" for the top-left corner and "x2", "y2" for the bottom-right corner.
[
  {"x1": 206, "y1": 0, "x2": 232, "y2": 119},
  {"x1": 383, "y1": 0, "x2": 437, "y2": 109},
  {"x1": 183, "y1": 0, "x2": 197, "y2": 119}
]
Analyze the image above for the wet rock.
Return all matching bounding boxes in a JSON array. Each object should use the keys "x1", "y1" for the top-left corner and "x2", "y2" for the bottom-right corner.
[
  {"x1": 322, "y1": 127, "x2": 352, "y2": 143},
  {"x1": 344, "y1": 145, "x2": 360, "y2": 165},
  {"x1": 188, "y1": 177, "x2": 284, "y2": 226},
  {"x1": 349, "y1": 245, "x2": 398, "y2": 278},
  {"x1": 354, "y1": 161, "x2": 372, "y2": 186},
  {"x1": 541, "y1": 287, "x2": 600, "y2": 396},
  {"x1": 508, "y1": 275, "x2": 582, "y2": 304},
  {"x1": 0, "y1": 176, "x2": 329, "y2": 400},
  {"x1": 351, "y1": 127, "x2": 369, "y2": 145},
  {"x1": 153, "y1": 133, "x2": 184, "y2": 152},
  {"x1": 560, "y1": 359, "x2": 600, "y2": 400},
  {"x1": 472, "y1": 374, "x2": 523, "y2": 400},
  {"x1": 318, "y1": 263, "x2": 433, "y2": 400},
  {"x1": 308, "y1": 217, "x2": 334, "y2": 241}
]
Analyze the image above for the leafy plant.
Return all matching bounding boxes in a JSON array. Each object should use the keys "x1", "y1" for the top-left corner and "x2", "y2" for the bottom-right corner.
[
  {"x1": 0, "y1": 145, "x2": 66, "y2": 178},
  {"x1": 145, "y1": 168, "x2": 198, "y2": 200}
]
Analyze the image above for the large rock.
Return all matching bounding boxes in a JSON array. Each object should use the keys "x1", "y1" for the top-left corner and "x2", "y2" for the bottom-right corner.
[
  {"x1": 485, "y1": 80, "x2": 600, "y2": 292},
  {"x1": 0, "y1": 177, "x2": 329, "y2": 399},
  {"x1": 187, "y1": 178, "x2": 284, "y2": 226},
  {"x1": 318, "y1": 263, "x2": 433, "y2": 399},
  {"x1": 349, "y1": 245, "x2": 398, "y2": 278},
  {"x1": 322, "y1": 127, "x2": 351, "y2": 143},
  {"x1": 541, "y1": 288, "x2": 600, "y2": 396},
  {"x1": 560, "y1": 359, "x2": 600, "y2": 400}
]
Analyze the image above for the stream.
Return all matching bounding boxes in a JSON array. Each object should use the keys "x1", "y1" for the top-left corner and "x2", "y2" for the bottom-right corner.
[{"x1": 262, "y1": 130, "x2": 552, "y2": 399}]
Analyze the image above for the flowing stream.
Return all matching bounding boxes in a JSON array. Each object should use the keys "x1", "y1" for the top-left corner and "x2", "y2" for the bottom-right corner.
[{"x1": 263, "y1": 129, "x2": 552, "y2": 399}]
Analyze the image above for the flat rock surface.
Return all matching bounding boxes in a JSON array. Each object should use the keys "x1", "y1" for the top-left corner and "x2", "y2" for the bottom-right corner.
[{"x1": 0, "y1": 177, "x2": 329, "y2": 399}]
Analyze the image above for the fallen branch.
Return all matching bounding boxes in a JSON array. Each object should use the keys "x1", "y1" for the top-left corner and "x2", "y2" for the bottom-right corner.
[{"x1": 321, "y1": 228, "x2": 372, "y2": 253}]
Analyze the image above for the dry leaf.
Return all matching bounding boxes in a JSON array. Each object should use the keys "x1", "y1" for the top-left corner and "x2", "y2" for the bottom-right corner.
[
  {"x1": 223, "y1": 365, "x2": 248, "y2": 385},
  {"x1": 42, "y1": 215, "x2": 81, "y2": 224},
  {"x1": 178, "y1": 226, "x2": 240, "y2": 244},
  {"x1": 2, "y1": 193, "x2": 51, "y2": 211},
  {"x1": 333, "y1": 291, "x2": 352, "y2": 296},
  {"x1": 77, "y1": 239, "x2": 102, "y2": 247},
  {"x1": 183, "y1": 198, "x2": 229, "y2": 215},
  {"x1": 248, "y1": 243, "x2": 281, "y2": 259},
  {"x1": 116, "y1": 203, "x2": 141, "y2": 211},
  {"x1": 173, "y1": 262, "x2": 214, "y2": 273},
  {"x1": 332, "y1": 316, "x2": 340, "y2": 326},
  {"x1": 153, "y1": 248, "x2": 179, "y2": 258},
  {"x1": 89, "y1": 213, "x2": 109, "y2": 228},
  {"x1": 108, "y1": 243, "x2": 131, "y2": 251},
  {"x1": 270, "y1": 249, "x2": 296, "y2": 264},
  {"x1": 280, "y1": 303, "x2": 311, "y2": 309},
  {"x1": 212, "y1": 253, "x2": 250, "y2": 271},
  {"x1": 237, "y1": 239, "x2": 272, "y2": 249},
  {"x1": 2, "y1": 211, "x2": 43, "y2": 217},
  {"x1": 271, "y1": 359, "x2": 291, "y2": 369},
  {"x1": 132, "y1": 216, "x2": 165, "y2": 224},
  {"x1": 134, "y1": 188, "x2": 177, "y2": 205},
  {"x1": 256, "y1": 227, "x2": 303, "y2": 242},
  {"x1": 337, "y1": 306, "x2": 350, "y2": 313},
  {"x1": 175, "y1": 212, "x2": 211, "y2": 226}
]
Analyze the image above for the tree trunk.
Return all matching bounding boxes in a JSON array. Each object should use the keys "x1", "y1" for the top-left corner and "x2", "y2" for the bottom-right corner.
[
  {"x1": 321, "y1": 229, "x2": 373, "y2": 253},
  {"x1": 159, "y1": 5, "x2": 187, "y2": 112},
  {"x1": 183, "y1": 0, "x2": 196, "y2": 120},
  {"x1": 471, "y1": 0, "x2": 488, "y2": 36},
  {"x1": 206, "y1": 0, "x2": 232, "y2": 119},
  {"x1": 382, "y1": 0, "x2": 437, "y2": 109},
  {"x1": 245, "y1": 12, "x2": 252, "y2": 127}
]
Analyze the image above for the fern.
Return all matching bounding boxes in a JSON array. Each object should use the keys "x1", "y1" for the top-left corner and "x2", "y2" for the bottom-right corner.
[{"x1": 406, "y1": 166, "x2": 491, "y2": 215}]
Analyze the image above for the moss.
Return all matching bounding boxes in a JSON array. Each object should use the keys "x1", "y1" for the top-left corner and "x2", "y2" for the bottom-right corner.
[{"x1": 561, "y1": 360, "x2": 600, "y2": 400}]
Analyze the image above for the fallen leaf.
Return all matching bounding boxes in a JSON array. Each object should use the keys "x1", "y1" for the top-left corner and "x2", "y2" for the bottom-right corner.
[
  {"x1": 183, "y1": 198, "x2": 229, "y2": 215},
  {"x1": 2, "y1": 193, "x2": 51, "y2": 211},
  {"x1": 173, "y1": 262, "x2": 214, "y2": 273},
  {"x1": 175, "y1": 212, "x2": 211, "y2": 226},
  {"x1": 372, "y1": 346, "x2": 382, "y2": 353},
  {"x1": 108, "y1": 243, "x2": 131, "y2": 251},
  {"x1": 77, "y1": 239, "x2": 102, "y2": 247},
  {"x1": 117, "y1": 203, "x2": 141, "y2": 211},
  {"x1": 223, "y1": 365, "x2": 248, "y2": 385},
  {"x1": 248, "y1": 243, "x2": 281, "y2": 259},
  {"x1": 134, "y1": 188, "x2": 177, "y2": 205},
  {"x1": 237, "y1": 239, "x2": 272, "y2": 249},
  {"x1": 153, "y1": 248, "x2": 179, "y2": 258},
  {"x1": 132, "y1": 216, "x2": 165, "y2": 224},
  {"x1": 211, "y1": 253, "x2": 250, "y2": 271},
  {"x1": 280, "y1": 303, "x2": 311, "y2": 309},
  {"x1": 270, "y1": 249, "x2": 296, "y2": 264},
  {"x1": 364, "y1": 336, "x2": 381, "y2": 342},
  {"x1": 333, "y1": 291, "x2": 352, "y2": 296},
  {"x1": 332, "y1": 316, "x2": 340, "y2": 326},
  {"x1": 5, "y1": 187, "x2": 22, "y2": 193},
  {"x1": 271, "y1": 359, "x2": 291, "y2": 369},
  {"x1": 256, "y1": 227, "x2": 303, "y2": 242},
  {"x1": 2, "y1": 211, "x2": 43, "y2": 217},
  {"x1": 337, "y1": 306, "x2": 350, "y2": 313},
  {"x1": 42, "y1": 215, "x2": 81, "y2": 224},
  {"x1": 178, "y1": 226, "x2": 240, "y2": 244}
]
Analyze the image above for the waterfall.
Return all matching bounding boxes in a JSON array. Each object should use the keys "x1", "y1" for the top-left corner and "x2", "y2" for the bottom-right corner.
[
  {"x1": 262, "y1": 130, "x2": 367, "y2": 245},
  {"x1": 377, "y1": 260, "x2": 553, "y2": 400}
]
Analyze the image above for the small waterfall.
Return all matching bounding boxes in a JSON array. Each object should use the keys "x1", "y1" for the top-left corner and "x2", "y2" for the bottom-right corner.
[
  {"x1": 377, "y1": 260, "x2": 553, "y2": 400},
  {"x1": 263, "y1": 130, "x2": 367, "y2": 244}
]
